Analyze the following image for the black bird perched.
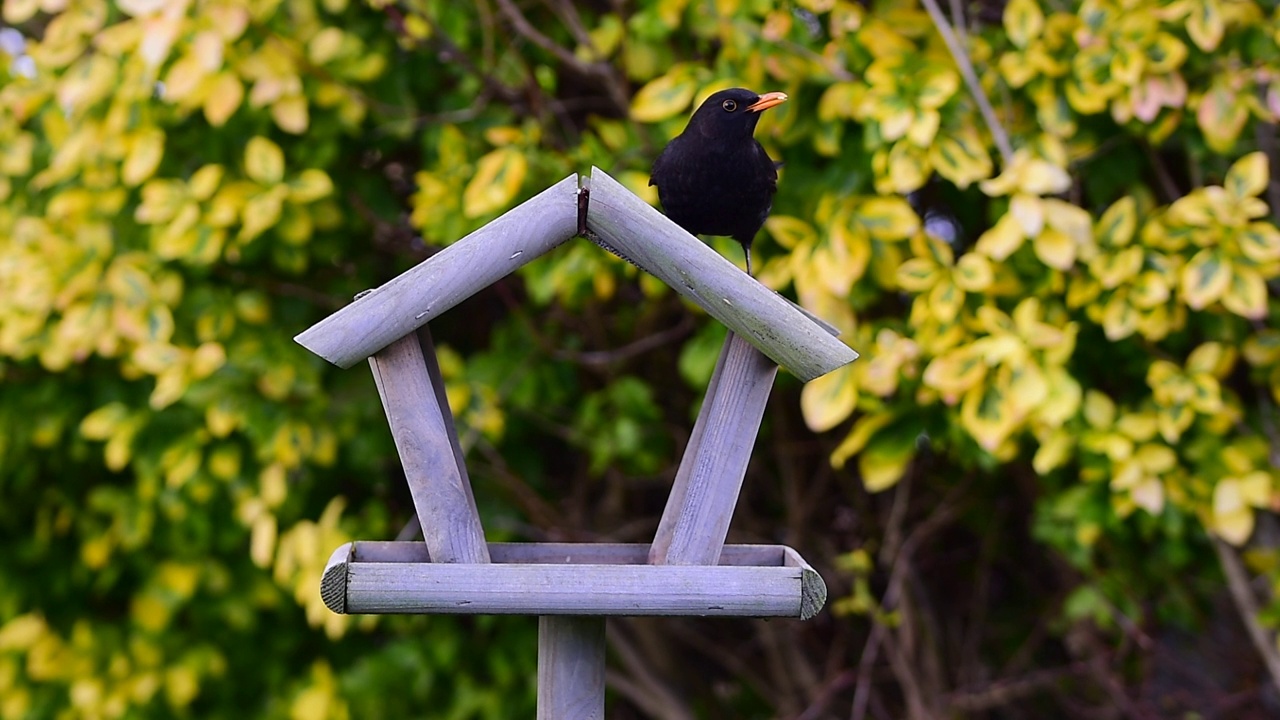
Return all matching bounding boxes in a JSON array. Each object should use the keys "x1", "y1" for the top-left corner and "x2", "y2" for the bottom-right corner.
[{"x1": 650, "y1": 87, "x2": 788, "y2": 276}]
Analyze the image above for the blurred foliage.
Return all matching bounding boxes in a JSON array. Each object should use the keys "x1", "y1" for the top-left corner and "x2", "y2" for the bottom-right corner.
[{"x1": 3, "y1": 0, "x2": 1280, "y2": 716}]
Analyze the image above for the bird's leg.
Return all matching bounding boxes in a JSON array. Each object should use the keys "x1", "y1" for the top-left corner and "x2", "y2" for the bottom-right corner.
[{"x1": 744, "y1": 246, "x2": 753, "y2": 276}]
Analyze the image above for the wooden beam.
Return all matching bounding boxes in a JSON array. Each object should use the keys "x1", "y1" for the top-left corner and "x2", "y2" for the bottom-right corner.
[
  {"x1": 584, "y1": 167, "x2": 858, "y2": 382},
  {"x1": 538, "y1": 617, "x2": 605, "y2": 720},
  {"x1": 345, "y1": 538, "x2": 793, "y2": 566},
  {"x1": 319, "y1": 542, "x2": 826, "y2": 619},
  {"x1": 369, "y1": 329, "x2": 489, "y2": 564},
  {"x1": 651, "y1": 333, "x2": 777, "y2": 566},
  {"x1": 295, "y1": 174, "x2": 580, "y2": 368},
  {"x1": 343, "y1": 541, "x2": 794, "y2": 566}
]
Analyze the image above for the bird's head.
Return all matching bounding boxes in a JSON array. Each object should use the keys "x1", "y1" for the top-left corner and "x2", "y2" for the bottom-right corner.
[{"x1": 687, "y1": 88, "x2": 788, "y2": 140}]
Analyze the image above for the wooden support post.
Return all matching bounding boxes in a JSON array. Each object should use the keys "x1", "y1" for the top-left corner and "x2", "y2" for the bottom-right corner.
[
  {"x1": 651, "y1": 332, "x2": 778, "y2": 566},
  {"x1": 538, "y1": 616, "x2": 606, "y2": 720},
  {"x1": 369, "y1": 325, "x2": 489, "y2": 563}
]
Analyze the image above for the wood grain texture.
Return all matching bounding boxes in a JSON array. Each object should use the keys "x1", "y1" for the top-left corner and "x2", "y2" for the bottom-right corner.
[
  {"x1": 346, "y1": 541, "x2": 793, "y2": 566},
  {"x1": 651, "y1": 332, "x2": 777, "y2": 566},
  {"x1": 369, "y1": 331, "x2": 489, "y2": 564},
  {"x1": 319, "y1": 542, "x2": 826, "y2": 619},
  {"x1": 295, "y1": 174, "x2": 579, "y2": 368},
  {"x1": 584, "y1": 167, "x2": 858, "y2": 382},
  {"x1": 538, "y1": 617, "x2": 605, "y2": 720}
]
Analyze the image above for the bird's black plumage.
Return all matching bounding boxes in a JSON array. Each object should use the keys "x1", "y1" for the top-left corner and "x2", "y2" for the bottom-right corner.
[{"x1": 650, "y1": 88, "x2": 787, "y2": 275}]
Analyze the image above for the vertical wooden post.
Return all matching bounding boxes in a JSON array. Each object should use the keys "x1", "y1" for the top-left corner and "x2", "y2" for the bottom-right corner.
[
  {"x1": 369, "y1": 325, "x2": 490, "y2": 563},
  {"x1": 537, "y1": 617, "x2": 606, "y2": 720},
  {"x1": 650, "y1": 332, "x2": 778, "y2": 566}
]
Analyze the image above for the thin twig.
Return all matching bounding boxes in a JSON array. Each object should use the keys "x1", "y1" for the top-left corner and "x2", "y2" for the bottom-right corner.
[
  {"x1": 918, "y1": 0, "x2": 1014, "y2": 164},
  {"x1": 493, "y1": 0, "x2": 629, "y2": 114},
  {"x1": 1255, "y1": 119, "x2": 1280, "y2": 223},
  {"x1": 1212, "y1": 537, "x2": 1280, "y2": 693}
]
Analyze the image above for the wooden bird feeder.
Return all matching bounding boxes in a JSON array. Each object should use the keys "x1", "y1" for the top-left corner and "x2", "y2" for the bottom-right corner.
[{"x1": 295, "y1": 168, "x2": 859, "y2": 718}]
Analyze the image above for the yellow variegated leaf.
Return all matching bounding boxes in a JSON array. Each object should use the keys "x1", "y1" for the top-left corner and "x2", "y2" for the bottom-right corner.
[
  {"x1": 800, "y1": 364, "x2": 857, "y2": 432},
  {"x1": 896, "y1": 257, "x2": 939, "y2": 291},
  {"x1": 189, "y1": 164, "x2": 224, "y2": 200},
  {"x1": 976, "y1": 213, "x2": 1026, "y2": 261},
  {"x1": 1043, "y1": 198, "x2": 1092, "y2": 246},
  {"x1": 1135, "y1": 443, "x2": 1177, "y2": 473},
  {"x1": 953, "y1": 252, "x2": 993, "y2": 291},
  {"x1": 1010, "y1": 193, "x2": 1044, "y2": 237},
  {"x1": 918, "y1": 68, "x2": 959, "y2": 109},
  {"x1": 240, "y1": 189, "x2": 285, "y2": 241},
  {"x1": 818, "y1": 81, "x2": 860, "y2": 121},
  {"x1": 123, "y1": 128, "x2": 165, "y2": 187},
  {"x1": 1034, "y1": 227, "x2": 1075, "y2": 270},
  {"x1": 1130, "y1": 271, "x2": 1171, "y2": 308},
  {"x1": 1240, "y1": 471, "x2": 1271, "y2": 507},
  {"x1": 1003, "y1": 0, "x2": 1044, "y2": 48},
  {"x1": 1083, "y1": 389, "x2": 1116, "y2": 428},
  {"x1": 1225, "y1": 151, "x2": 1268, "y2": 199},
  {"x1": 1180, "y1": 248, "x2": 1230, "y2": 310},
  {"x1": 1089, "y1": 246, "x2": 1144, "y2": 289},
  {"x1": 830, "y1": 411, "x2": 895, "y2": 469},
  {"x1": 1096, "y1": 196, "x2": 1137, "y2": 247},
  {"x1": 922, "y1": 344, "x2": 987, "y2": 400},
  {"x1": 288, "y1": 169, "x2": 333, "y2": 203},
  {"x1": 1033, "y1": 430, "x2": 1073, "y2": 474},
  {"x1": 1242, "y1": 330, "x2": 1280, "y2": 365},
  {"x1": 204, "y1": 72, "x2": 243, "y2": 127},
  {"x1": 272, "y1": 95, "x2": 309, "y2": 134},
  {"x1": 1186, "y1": 0, "x2": 1224, "y2": 51},
  {"x1": 1130, "y1": 477, "x2": 1165, "y2": 514},
  {"x1": 80, "y1": 402, "x2": 131, "y2": 441},
  {"x1": 1020, "y1": 157, "x2": 1073, "y2": 195},
  {"x1": 960, "y1": 383, "x2": 1017, "y2": 451},
  {"x1": 882, "y1": 141, "x2": 929, "y2": 194},
  {"x1": 245, "y1": 136, "x2": 285, "y2": 185},
  {"x1": 630, "y1": 66, "x2": 699, "y2": 122},
  {"x1": 929, "y1": 131, "x2": 992, "y2": 189},
  {"x1": 857, "y1": 197, "x2": 920, "y2": 240},
  {"x1": 765, "y1": 215, "x2": 817, "y2": 250},
  {"x1": 906, "y1": 108, "x2": 940, "y2": 147},
  {"x1": 462, "y1": 147, "x2": 527, "y2": 218},
  {"x1": 1239, "y1": 223, "x2": 1280, "y2": 262},
  {"x1": 1221, "y1": 267, "x2": 1267, "y2": 319},
  {"x1": 928, "y1": 279, "x2": 964, "y2": 324},
  {"x1": 1102, "y1": 293, "x2": 1138, "y2": 340},
  {"x1": 1196, "y1": 80, "x2": 1247, "y2": 154},
  {"x1": 859, "y1": 437, "x2": 914, "y2": 492},
  {"x1": 1212, "y1": 478, "x2": 1254, "y2": 545}
]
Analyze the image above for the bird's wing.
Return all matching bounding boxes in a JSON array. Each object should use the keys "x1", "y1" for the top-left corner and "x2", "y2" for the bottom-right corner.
[
  {"x1": 650, "y1": 139, "x2": 676, "y2": 186},
  {"x1": 756, "y1": 141, "x2": 779, "y2": 194}
]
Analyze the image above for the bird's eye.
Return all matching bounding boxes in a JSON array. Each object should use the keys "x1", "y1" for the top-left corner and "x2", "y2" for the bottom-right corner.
[{"x1": 721, "y1": 99, "x2": 737, "y2": 112}]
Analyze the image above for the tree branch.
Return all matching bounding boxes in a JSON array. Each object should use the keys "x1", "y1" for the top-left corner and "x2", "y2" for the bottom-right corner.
[
  {"x1": 919, "y1": 0, "x2": 1014, "y2": 164},
  {"x1": 1212, "y1": 538, "x2": 1280, "y2": 694}
]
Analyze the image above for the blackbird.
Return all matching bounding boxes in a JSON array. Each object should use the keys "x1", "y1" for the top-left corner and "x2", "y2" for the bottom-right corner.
[{"x1": 650, "y1": 87, "x2": 788, "y2": 275}]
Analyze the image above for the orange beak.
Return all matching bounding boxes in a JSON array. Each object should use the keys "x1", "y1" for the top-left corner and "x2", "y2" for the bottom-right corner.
[{"x1": 746, "y1": 91, "x2": 788, "y2": 112}]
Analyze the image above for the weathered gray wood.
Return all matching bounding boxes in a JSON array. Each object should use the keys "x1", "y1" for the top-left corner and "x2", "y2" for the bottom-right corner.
[
  {"x1": 651, "y1": 332, "x2": 777, "y2": 566},
  {"x1": 344, "y1": 541, "x2": 795, "y2": 566},
  {"x1": 649, "y1": 334, "x2": 732, "y2": 564},
  {"x1": 319, "y1": 542, "x2": 826, "y2": 619},
  {"x1": 295, "y1": 174, "x2": 580, "y2": 368},
  {"x1": 538, "y1": 617, "x2": 605, "y2": 720},
  {"x1": 369, "y1": 331, "x2": 489, "y2": 564},
  {"x1": 584, "y1": 167, "x2": 858, "y2": 382}
]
